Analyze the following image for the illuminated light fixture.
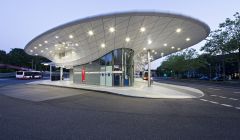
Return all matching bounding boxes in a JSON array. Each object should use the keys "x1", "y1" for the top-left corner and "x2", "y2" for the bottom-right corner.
[
  {"x1": 109, "y1": 27, "x2": 115, "y2": 33},
  {"x1": 154, "y1": 52, "x2": 157, "y2": 55},
  {"x1": 88, "y1": 30, "x2": 94, "y2": 36},
  {"x1": 39, "y1": 44, "x2": 42, "y2": 47},
  {"x1": 143, "y1": 47, "x2": 146, "y2": 50},
  {"x1": 65, "y1": 46, "x2": 68, "y2": 49},
  {"x1": 186, "y1": 37, "x2": 191, "y2": 41},
  {"x1": 148, "y1": 39, "x2": 152, "y2": 45},
  {"x1": 176, "y1": 28, "x2": 182, "y2": 33},
  {"x1": 44, "y1": 40, "x2": 48, "y2": 44},
  {"x1": 40, "y1": 50, "x2": 44, "y2": 53},
  {"x1": 161, "y1": 52, "x2": 164, "y2": 56},
  {"x1": 49, "y1": 51, "x2": 52, "y2": 53},
  {"x1": 58, "y1": 48, "x2": 61, "y2": 50},
  {"x1": 34, "y1": 46, "x2": 37, "y2": 49},
  {"x1": 72, "y1": 51, "x2": 75, "y2": 54},
  {"x1": 140, "y1": 27, "x2": 146, "y2": 32},
  {"x1": 69, "y1": 35, "x2": 74, "y2": 39},
  {"x1": 152, "y1": 50, "x2": 155, "y2": 53},
  {"x1": 101, "y1": 43, "x2": 106, "y2": 48},
  {"x1": 54, "y1": 44, "x2": 58, "y2": 47},
  {"x1": 171, "y1": 46, "x2": 175, "y2": 49},
  {"x1": 45, "y1": 48, "x2": 48, "y2": 50},
  {"x1": 177, "y1": 48, "x2": 181, "y2": 50},
  {"x1": 75, "y1": 43, "x2": 79, "y2": 46},
  {"x1": 30, "y1": 50, "x2": 33, "y2": 52},
  {"x1": 163, "y1": 43, "x2": 167, "y2": 47},
  {"x1": 35, "y1": 54, "x2": 38, "y2": 56},
  {"x1": 62, "y1": 42, "x2": 66, "y2": 45},
  {"x1": 125, "y1": 37, "x2": 130, "y2": 42},
  {"x1": 55, "y1": 36, "x2": 59, "y2": 39}
]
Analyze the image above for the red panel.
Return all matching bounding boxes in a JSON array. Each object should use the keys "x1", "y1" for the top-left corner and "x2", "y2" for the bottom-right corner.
[{"x1": 82, "y1": 67, "x2": 85, "y2": 82}]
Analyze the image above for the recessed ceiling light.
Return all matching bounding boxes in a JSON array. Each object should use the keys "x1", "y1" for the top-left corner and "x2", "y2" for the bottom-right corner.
[
  {"x1": 40, "y1": 50, "x2": 44, "y2": 53},
  {"x1": 50, "y1": 51, "x2": 52, "y2": 53},
  {"x1": 55, "y1": 36, "x2": 59, "y2": 39},
  {"x1": 163, "y1": 43, "x2": 167, "y2": 47},
  {"x1": 44, "y1": 40, "x2": 48, "y2": 44},
  {"x1": 148, "y1": 39, "x2": 152, "y2": 45},
  {"x1": 154, "y1": 52, "x2": 157, "y2": 55},
  {"x1": 143, "y1": 47, "x2": 146, "y2": 50},
  {"x1": 45, "y1": 48, "x2": 48, "y2": 50},
  {"x1": 58, "y1": 48, "x2": 61, "y2": 50},
  {"x1": 34, "y1": 47, "x2": 37, "y2": 49},
  {"x1": 65, "y1": 46, "x2": 68, "y2": 49},
  {"x1": 88, "y1": 30, "x2": 94, "y2": 36},
  {"x1": 109, "y1": 27, "x2": 115, "y2": 33},
  {"x1": 177, "y1": 48, "x2": 181, "y2": 50},
  {"x1": 35, "y1": 54, "x2": 38, "y2": 56},
  {"x1": 161, "y1": 52, "x2": 164, "y2": 56},
  {"x1": 125, "y1": 37, "x2": 130, "y2": 42},
  {"x1": 39, "y1": 44, "x2": 42, "y2": 47},
  {"x1": 140, "y1": 27, "x2": 146, "y2": 32},
  {"x1": 171, "y1": 46, "x2": 175, "y2": 49},
  {"x1": 101, "y1": 43, "x2": 106, "y2": 48},
  {"x1": 186, "y1": 38, "x2": 191, "y2": 41},
  {"x1": 75, "y1": 43, "x2": 79, "y2": 46},
  {"x1": 176, "y1": 28, "x2": 182, "y2": 33},
  {"x1": 152, "y1": 50, "x2": 155, "y2": 53},
  {"x1": 69, "y1": 35, "x2": 74, "y2": 39},
  {"x1": 30, "y1": 50, "x2": 33, "y2": 52},
  {"x1": 72, "y1": 51, "x2": 75, "y2": 54},
  {"x1": 54, "y1": 44, "x2": 58, "y2": 47}
]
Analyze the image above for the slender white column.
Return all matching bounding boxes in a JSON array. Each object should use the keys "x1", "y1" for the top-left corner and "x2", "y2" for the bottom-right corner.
[
  {"x1": 50, "y1": 65, "x2": 52, "y2": 81},
  {"x1": 147, "y1": 50, "x2": 151, "y2": 87}
]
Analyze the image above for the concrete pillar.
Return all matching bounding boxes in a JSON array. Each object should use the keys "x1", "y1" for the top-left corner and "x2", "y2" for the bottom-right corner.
[
  {"x1": 60, "y1": 67, "x2": 63, "y2": 81},
  {"x1": 147, "y1": 50, "x2": 151, "y2": 87},
  {"x1": 50, "y1": 65, "x2": 52, "y2": 81}
]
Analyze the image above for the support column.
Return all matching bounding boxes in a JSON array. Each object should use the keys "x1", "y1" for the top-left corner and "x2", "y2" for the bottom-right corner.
[
  {"x1": 60, "y1": 67, "x2": 63, "y2": 81},
  {"x1": 147, "y1": 49, "x2": 151, "y2": 87},
  {"x1": 50, "y1": 65, "x2": 52, "y2": 81}
]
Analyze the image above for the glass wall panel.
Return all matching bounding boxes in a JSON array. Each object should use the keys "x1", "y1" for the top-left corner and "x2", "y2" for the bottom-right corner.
[{"x1": 73, "y1": 48, "x2": 134, "y2": 87}]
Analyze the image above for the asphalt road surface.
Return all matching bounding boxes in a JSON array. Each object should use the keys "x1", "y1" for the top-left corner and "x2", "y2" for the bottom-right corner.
[{"x1": 0, "y1": 78, "x2": 240, "y2": 140}]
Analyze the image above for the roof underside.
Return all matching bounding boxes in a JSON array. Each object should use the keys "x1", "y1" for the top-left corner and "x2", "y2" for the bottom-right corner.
[{"x1": 24, "y1": 12, "x2": 210, "y2": 69}]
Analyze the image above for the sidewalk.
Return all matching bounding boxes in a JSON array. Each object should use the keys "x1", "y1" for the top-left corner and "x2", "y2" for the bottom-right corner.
[{"x1": 27, "y1": 78, "x2": 204, "y2": 99}]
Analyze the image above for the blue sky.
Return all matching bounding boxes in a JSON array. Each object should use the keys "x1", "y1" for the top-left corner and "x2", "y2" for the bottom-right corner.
[{"x1": 1, "y1": 0, "x2": 239, "y2": 68}]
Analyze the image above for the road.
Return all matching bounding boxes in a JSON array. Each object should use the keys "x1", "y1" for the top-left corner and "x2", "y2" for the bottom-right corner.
[{"x1": 0, "y1": 78, "x2": 240, "y2": 140}]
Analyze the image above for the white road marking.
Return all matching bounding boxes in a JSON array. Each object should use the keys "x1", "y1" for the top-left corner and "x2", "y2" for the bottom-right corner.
[
  {"x1": 210, "y1": 94, "x2": 239, "y2": 101},
  {"x1": 221, "y1": 104, "x2": 233, "y2": 107},
  {"x1": 209, "y1": 101, "x2": 219, "y2": 104},
  {"x1": 208, "y1": 88, "x2": 221, "y2": 90},
  {"x1": 229, "y1": 98, "x2": 238, "y2": 101},
  {"x1": 200, "y1": 99, "x2": 208, "y2": 102},
  {"x1": 219, "y1": 96, "x2": 227, "y2": 99},
  {"x1": 210, "y1": 95, "x2": 217, "y2": 97},
  {"x1": 235, "y1": 107, "x2": 240, "y2": 110}
]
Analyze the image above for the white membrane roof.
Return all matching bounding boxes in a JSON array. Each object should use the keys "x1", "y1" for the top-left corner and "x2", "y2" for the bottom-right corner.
[{"x1": 24, "y1": 11, "x2": 210, "y2": 68}]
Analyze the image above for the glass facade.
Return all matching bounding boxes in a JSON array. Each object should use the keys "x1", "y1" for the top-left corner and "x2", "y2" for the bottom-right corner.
[{"x1": 73, "y1": 48, "x2": 134, "y2": 86}]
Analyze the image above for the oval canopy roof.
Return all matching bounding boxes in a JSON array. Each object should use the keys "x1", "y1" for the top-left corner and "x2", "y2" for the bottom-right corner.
[{"x1": 24, "y1": 11, "x2": 210, "y2": 68}]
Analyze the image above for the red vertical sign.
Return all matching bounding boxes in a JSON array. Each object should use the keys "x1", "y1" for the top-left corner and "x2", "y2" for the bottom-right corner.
[{"x1": 82, "y1": 67, "x2": 85, "y2": 82}]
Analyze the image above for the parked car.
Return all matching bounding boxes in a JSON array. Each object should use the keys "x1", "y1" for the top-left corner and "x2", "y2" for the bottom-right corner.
[
  {"x1": 199, "y1": 76, "x2": 209, "y2": 80},
  {"x1": 212, "y1": 76, "x2": 223, "y2": 81}
]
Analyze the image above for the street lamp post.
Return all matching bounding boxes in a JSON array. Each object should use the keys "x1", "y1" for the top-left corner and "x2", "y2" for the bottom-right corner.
[{"x1": 147, "y1": 49, "x2": 151, "y2": 87}]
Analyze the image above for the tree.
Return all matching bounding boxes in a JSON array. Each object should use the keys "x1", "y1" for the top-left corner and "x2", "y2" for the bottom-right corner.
[
  {"x1": 201, "y1": 12, "x2": 240, "y2": 79},
  {"x1": 0, "y1": 50, "x2": 8, "y2": 63}
]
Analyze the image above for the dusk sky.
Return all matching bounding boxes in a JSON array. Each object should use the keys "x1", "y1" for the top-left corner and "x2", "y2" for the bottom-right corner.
[{"x1": 1, "y1": 0, "x2": 239, "y2": 69}]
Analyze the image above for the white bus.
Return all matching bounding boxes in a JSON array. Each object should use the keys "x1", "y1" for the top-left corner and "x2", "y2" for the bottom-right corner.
[{"x1": 16, "y1": 71, "x2": 42, "y2": 79}]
